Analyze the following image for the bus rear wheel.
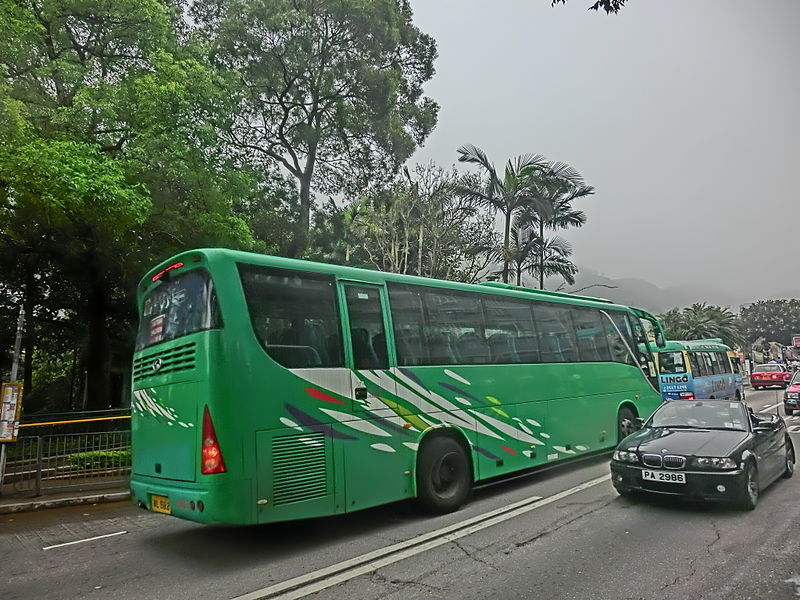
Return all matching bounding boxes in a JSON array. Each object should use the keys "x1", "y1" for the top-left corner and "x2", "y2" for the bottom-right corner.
[
  {"x1": 617, "y1": 406, "x2": 637, "y2": 443},
  {"x1": 416, "y1": 436, "x2": 471, "y2": 514}
]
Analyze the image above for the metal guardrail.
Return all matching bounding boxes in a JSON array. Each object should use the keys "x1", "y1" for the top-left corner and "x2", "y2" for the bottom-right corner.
[{"x1": 2, "y1": 430, "x2": 130, "y2": 497}]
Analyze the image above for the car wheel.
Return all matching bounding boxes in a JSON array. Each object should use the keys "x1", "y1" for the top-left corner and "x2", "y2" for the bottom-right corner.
[
  {"x1": 617, "y1": 406, "x2": 637, "y2": 443},
  {"x1": 737, "y1": 462, "x2": 759, "y2": 510},
  {"x1": 782, "y1": 443, "x2": 795, "y2": 479},
  {"x1": 787, "y1": 408, "x2": 795, "y2": 416},
  {"x1": 416, "y1": 435, "x2": 471, "y2": 514},
  {"x1": 735, "y1": 390, "x2": 741, "y2": 401}
]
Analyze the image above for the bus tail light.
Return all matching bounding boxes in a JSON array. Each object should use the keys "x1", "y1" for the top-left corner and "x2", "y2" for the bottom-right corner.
[
  {"x1": 201, "y1": 406, "x2": 226, "y2": 475},
  {"x1": 679, "y1": 392, "x2": 695, "y2": 400}
]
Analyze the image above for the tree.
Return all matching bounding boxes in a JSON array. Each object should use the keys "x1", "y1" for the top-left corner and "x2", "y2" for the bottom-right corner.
[
  {"x1": 0, "y1": 139, "x2": 150, "y2": 409},
  {"x1": 657, "y1": 303, "x2": 745, "y2": 349},
  {"x1": 199, "y1": 0, "x2": 439, "y2": 256},
  {"x1": 456, "y1": 145, "x2": 554, "y2": 283},
  {"x1": 741, "y1": 300, "x2": 800, "y2": 347},
  {"x1": 551, "y1": 0, "x2": 628, "y2": 14},
  {"x1": 312, "y1": 162, "x2": 497, "y2": 282},
  {"x1": 518, "y1": 169, "x2": 593, "y2": 288},
  {"x1": 0, "y1": 0, "x2": 257, "y2": 409}
]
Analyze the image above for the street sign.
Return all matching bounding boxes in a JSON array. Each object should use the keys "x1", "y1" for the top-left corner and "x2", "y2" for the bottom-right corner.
[{"x1": 0, "y1": 382, "x2": 23, "y2": 442}]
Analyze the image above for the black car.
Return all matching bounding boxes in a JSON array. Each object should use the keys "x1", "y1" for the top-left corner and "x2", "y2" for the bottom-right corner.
[{"x1": 610, "y1": 400, "x2": 794, "y2": 509}]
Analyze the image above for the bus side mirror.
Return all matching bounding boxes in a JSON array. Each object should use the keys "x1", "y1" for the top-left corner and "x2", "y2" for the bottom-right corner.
[{"x1": 655, "y1": 332, "x2": 665, "y2": 348}]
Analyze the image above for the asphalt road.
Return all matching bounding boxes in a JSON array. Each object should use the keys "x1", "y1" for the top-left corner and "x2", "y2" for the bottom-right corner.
[{"x1": 3, "y1": 387, "x2": 799, "y2": 600}]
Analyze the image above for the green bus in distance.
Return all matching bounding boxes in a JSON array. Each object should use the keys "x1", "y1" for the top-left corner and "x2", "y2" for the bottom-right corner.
[{"x1": 130, "y1": 249, "x2": 666, "y2": 525}]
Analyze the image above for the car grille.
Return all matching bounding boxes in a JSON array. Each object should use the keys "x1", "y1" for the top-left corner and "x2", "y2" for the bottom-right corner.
[
  {"x1": 663, "y1": 455, "x2": 686, "y2": 469},
  {"x1": 642, "y1": 454, "x2": 662, "y2": 467},
  {"x1": 641, "y1": 454, "x2": 686, "y2": 469}
]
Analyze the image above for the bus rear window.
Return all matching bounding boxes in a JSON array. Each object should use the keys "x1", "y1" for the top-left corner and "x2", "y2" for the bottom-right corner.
[
  {"x1": 135, "y1": 269, "x2": 221, "y2": 351},
  {"x1": 658, "y1": 351, "x2": 686, "y2": 374}
]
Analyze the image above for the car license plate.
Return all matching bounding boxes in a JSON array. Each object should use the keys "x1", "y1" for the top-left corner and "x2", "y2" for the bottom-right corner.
[
  {"x1": 642, "y1": 470, "x2": 685, "y2": 484},
  {"x1": 151, "y1": 495, "x2": 172, "y2": 514}
]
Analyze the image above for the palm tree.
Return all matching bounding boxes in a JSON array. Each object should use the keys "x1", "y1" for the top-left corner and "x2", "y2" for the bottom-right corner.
[
  {"x1": 527, "y1": 234, "x2": 578, "y2": 288},
  {"x1": 518, "y1": 168, "x2": 594, "y2": 288},
  {"x1": 456, "y1": 145, "x2": 553, "y2": 283},
  {"x1": 657, "y1": 303, "x2": 746, "y2": 349}
]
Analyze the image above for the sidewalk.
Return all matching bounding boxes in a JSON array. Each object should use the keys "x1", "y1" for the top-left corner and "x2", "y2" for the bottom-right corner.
[{"x1": 0, "y1": 485, "x2": 130, "y2": 515}]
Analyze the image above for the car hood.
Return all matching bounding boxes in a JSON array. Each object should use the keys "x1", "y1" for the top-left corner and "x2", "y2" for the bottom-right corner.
[
  {"x1": 621, "y1": 427, "x2": 750, "y2": 457},
  {"x1": 786, "y1": 384, "x2": 800, "y2": 393}
]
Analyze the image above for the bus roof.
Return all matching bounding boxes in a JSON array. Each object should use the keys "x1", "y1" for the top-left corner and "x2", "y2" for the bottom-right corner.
[
  {"x1": 140, "y1": 248, "x2": 657, "y2": 317},
  {"x1": 659, "y1": 339, "x2": 732, "y2": 352}
]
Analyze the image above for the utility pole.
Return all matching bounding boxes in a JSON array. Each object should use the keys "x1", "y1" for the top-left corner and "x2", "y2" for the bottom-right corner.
[{"x1": 0, "y1": 305, "x2": 25, "y2": 496}]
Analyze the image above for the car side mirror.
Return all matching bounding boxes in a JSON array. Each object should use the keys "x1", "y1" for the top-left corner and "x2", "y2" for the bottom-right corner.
[
  {"x1": 634, "y1": 417, "x2": 645, "y2": 429},
  {"x1": 753, "y1": 425, "x2": 772, "y2": 434}
]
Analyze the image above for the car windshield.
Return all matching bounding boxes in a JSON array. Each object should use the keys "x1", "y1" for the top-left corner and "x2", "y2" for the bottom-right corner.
[
  {"x1": 658, "y1": 351, "x2": 686, "y2": 374},
  {"x1": 755, "y1": 364, "x2": 782, "y2": 372},
  {"x1": 649, "y1": 401, "x2": 748, "y2": 431}
]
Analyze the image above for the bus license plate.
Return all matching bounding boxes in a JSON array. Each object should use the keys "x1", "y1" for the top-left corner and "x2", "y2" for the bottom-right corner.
[
  {"x1": 151, "y1": 495, "x2": 172, "y2": 514},
  {"x1": 642, "y1": 470, "x2": 685, "y2": 484}
]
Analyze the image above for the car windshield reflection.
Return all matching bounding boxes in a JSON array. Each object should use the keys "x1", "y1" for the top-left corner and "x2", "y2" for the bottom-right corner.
[{"x1": 649, "y1": 401, "x2": 747, "y2": 432}]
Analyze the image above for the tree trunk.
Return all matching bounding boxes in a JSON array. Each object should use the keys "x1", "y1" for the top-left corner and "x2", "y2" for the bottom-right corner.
[
  {"x1": 21, "y1": 270, "x2": 35, "y2": 398},
  {"x1": 502, "y1": 210, "x2": 511, "y2": 283},
  {"x1": 418, "y1": 226, "x2": 424, "y2": 276},
  {"x1": 83, "y1": 281, "x2": 111, "y2": 410},
  {"x1": 538, "y1": 220, "x2": 545, "y2": 289},
  {"x1": 288, "y1": 172, "x2": 313, "y2": 258}
]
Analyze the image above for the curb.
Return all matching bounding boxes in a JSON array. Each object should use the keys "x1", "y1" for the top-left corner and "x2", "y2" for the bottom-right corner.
[{"x1": 0, "y1": 491, "x2": 130, "y2": 515}]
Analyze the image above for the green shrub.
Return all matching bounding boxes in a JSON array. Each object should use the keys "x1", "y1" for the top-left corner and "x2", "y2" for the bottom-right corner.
[{"x1": 67, "y1": 450, "x2": 131, "y2": 470}]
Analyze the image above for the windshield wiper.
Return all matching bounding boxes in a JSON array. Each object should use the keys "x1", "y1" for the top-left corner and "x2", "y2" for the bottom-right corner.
[{"x1": 655, "y1": 424, "x2": 707, "y2": 429}]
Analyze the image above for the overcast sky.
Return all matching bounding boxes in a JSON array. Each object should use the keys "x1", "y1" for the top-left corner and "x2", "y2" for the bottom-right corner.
[{"x1": 408, "y1": 0, "x2": 799, "y2": 295}]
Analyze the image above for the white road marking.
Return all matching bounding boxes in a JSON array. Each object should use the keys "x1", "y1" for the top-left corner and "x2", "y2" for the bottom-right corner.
[
  {"x1": 788, "y1": 425, "x2": 800, "y2": 433},
  {"x1": 761, "y1": 402, "x2": 783, "y2": 411},
  {"x1": 42, "y1": 530, "x2": 127, "y2": 551},
  {"x1": 231, "y1": 474, "x2": 610, "y2": 600}
]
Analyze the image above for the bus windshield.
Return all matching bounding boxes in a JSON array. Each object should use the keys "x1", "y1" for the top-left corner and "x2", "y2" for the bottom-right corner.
[
  {"x1": 658, "y1": 351, "x2": 686, "y2": 374},
  {"x1": 135, "y1": 269, "x2": 221, "y2": 350}
]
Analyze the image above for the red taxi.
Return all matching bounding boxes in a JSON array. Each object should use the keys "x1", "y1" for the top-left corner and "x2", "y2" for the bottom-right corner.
[
  {"x1": 750, "y1": 363, "x2": 791, "y2": 390},
  {"x1": 785, "y1": 372, "x2": 800, "y2": 416}
]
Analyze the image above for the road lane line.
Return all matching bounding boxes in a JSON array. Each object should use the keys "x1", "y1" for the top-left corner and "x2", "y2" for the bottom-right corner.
[
  {"x1": 231, "y1": 474, "x2": 610, "y2": 600},
  {"x1": 761, "y1": 402, "x2": 783, "y2": 411},
  {"x1": 42, "y1": 530, "x2": 127, "y2": 550}
]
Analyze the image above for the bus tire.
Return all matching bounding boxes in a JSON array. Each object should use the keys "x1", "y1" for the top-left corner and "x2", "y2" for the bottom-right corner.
[
  {"x1": 617, "y1": 406, "x2": 637, "y2": 443},
  {"x1": 416, "y1": 435, "x2": 471, "y2": 514}
]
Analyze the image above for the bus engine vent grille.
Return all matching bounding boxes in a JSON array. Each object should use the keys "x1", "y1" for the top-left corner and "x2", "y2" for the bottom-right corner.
[
  {"x1": 133, "y1": 342, "x2": 197, "y2": 382},
  {"x1": 272, "y1": 433, "x2": 328, "y2": 506}
]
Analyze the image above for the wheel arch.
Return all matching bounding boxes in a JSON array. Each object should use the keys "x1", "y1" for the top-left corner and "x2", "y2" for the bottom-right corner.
[{"x1": 412, "y1": 425, "x2": 476, "y2": 496}]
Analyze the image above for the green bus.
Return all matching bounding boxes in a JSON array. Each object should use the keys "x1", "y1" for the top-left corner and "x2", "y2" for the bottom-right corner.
[{"x1": 130, "y1": 249, "x2": 666, "y2": 525}]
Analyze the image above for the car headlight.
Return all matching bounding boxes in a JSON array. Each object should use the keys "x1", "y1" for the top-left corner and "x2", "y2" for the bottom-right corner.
[
  {"x1": 691, "y1": 457, "x2": 737, "y2": 470},
  {"x1": 785, "y1": 392, "x2": 799, "y2": 399},
  {"x1": 613, "y1": 450, "x2": 639, "y2": 463}
]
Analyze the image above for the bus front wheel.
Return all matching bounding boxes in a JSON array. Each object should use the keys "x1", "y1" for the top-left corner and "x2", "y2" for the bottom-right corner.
[{"x1": 416, "y1": 436, "x2": 471, "y2": 514}]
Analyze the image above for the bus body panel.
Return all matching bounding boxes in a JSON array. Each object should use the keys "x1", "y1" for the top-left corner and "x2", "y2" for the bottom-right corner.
[{"x1": 131, "y1": 249, "x2": 665, "y2": 525}]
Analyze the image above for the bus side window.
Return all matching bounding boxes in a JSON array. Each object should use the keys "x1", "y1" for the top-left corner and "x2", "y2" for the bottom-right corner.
[
  {"x1": 387, "y1": 284, "x2": 429, "y2": 366},
  {"x1": 422, "y1": 288, "x2": 488, "y2": 366},
  {"x1": 571, "y1": 308, "x2": 611, "y2": 363},
  {"x1": 532, "y1": 303, "x2": 578, "y2": 363},
  {"x1": 483, "y1": 294, "x2": 538, "y2": 364},
  {"x1": 238, "y1": 264, "x2": 344, "y2": 368},
  {"x1": 689, "y1": 352, "x2": 703, "y2": 376}
]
